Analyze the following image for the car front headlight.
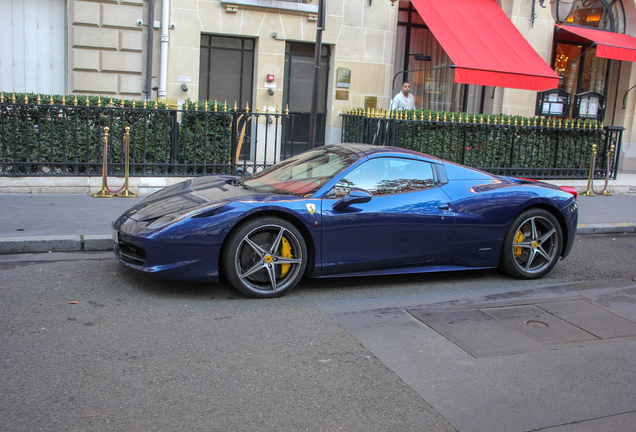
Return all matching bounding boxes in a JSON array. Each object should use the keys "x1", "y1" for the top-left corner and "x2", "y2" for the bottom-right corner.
[
  {"x1": 146, "y1": 202, "x2": 227, "y2": 230},
  {"x1": 147, "y1": 212, "x2": 187, "y2": 230}
]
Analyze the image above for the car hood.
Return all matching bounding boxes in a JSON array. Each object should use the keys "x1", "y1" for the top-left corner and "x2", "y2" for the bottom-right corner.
[{"x1": 123, "y1": 176, "x2": 261, "y2": 221}]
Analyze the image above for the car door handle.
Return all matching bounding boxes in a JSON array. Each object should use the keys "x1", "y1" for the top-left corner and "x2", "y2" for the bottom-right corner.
[{"x1": 438, "y1": 203, "x2": 451, "y2": 211}]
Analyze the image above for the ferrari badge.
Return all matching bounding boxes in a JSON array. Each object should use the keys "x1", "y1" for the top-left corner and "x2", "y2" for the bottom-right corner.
[{"x1": 306, "y1": 203, "x2": 316, "y2": 215}]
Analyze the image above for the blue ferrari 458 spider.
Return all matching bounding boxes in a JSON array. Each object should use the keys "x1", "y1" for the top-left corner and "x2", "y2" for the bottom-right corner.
[{"x1": 113, "y1": 143, "x2": 578, "y2": 298}]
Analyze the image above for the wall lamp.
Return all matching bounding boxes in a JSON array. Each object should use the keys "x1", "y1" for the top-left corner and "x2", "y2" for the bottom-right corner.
[
  {"x1": 622, "y1": 84, "x2": 636, "y2": 109},
  {"x1": 532, "y1": 0, "x2": 574, "y2": 27}
]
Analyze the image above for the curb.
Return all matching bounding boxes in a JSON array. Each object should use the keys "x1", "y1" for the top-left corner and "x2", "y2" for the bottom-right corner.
[
  {"x1": 0, "y1": 234, "x2": 113, "y2": 254},
  {"x1": 1, "y1": 225, "x2": 635, "y2": 255},
  {"x1": 575, "y1": 223, "x2": 636, "y2": 235}
]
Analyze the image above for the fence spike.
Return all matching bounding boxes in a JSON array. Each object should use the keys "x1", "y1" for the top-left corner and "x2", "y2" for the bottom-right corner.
[
  {"x1": 36, "y1": 94, "x2": 41, "y2": 104},
  {"x1": 600, "y1": 121, "x2": 604, "y2": 129},
  {"x1": 245, "y1": 101, "x2": 250, "y2": 112},
  {"x1": 194, "y1": 101, "x2": 198, "y2": 111},
  {"x1": 86, "y1": 96, "x2": 90, "y2": 106},
  {"x1": 204, "y1": 100, "x2": 208, "y2": 111},
  {"x1": 256, "y1": 105, "x2": 259, "y2": 113},
  {"x1": 97, "y1": 96, "x2": 101, "y2": 107},
  {"x1": 154, "y1": 99, "x2": 158, "y2": 109},
  {"x1": 49, "y1": 94, "x2": 53, "y2": 105},
  {"x1": 486, "y1": 115, "x2": 490, "y2": 124},
  {"x1": 131, "y1": 98, "x2": 136, "y2": 108},
  {"x1": 24, "y1": 93, "x2": 28, "y2": 104},
  {"x1": 233, "y1": 101, "x2": 238, "y2": 111},
  {"x1": 109, "y1": 97, "x2": 113, "y2": 107},
  {"x1": 0, "y1": 92, "x2": 3, "y2": 103},
  {"x1": 286, "y1": 104, "x2": 289, "y2": 115},
  {"x1": 276, "y1": 105, "x2": 280, "y2": 114},
  {"x1": 213, "y1": 101, "x2": 217, "y2": 111},
  {"x1": 224, "y1": 101, "x2": 227, "y2": 112}
]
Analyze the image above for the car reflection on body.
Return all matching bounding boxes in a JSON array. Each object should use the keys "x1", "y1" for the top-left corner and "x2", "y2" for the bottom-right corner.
[{"x1": 112, "y1": 143, "x2": 578, "y2": 298}]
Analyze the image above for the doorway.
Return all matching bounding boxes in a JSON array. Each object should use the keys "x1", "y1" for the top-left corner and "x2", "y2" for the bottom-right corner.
[{"x1": 282, "y1": 42, "x2": 330, "y2": 158}]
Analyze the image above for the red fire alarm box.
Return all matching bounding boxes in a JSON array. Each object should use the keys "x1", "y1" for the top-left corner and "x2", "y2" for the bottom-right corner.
[{"x1": 267, "y1": 74, "x2": 275, "y2": 82}]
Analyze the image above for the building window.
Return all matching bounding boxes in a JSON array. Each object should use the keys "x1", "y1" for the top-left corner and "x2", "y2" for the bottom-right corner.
[
  {"x1": 552, "y1": 1, "x2": 625, "y2": 116},
  {"x1": 199, "y1": 35, "x2": 255, "y2": 107}
]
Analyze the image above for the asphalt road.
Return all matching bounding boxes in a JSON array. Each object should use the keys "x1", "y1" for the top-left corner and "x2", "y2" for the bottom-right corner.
[{"x1": 1, "y1": 234, "x2": 635, "y2": 431}]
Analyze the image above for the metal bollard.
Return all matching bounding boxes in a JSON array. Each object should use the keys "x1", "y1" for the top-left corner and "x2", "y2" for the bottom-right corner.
[
  {"x1": 93, "y1": 127, "x2": 115, "y2": 198},
  {"x1": 581, "y1": 144, "x2": 597, "y2": 197},
  {"x1": 116, "y1": 127, "x2": 137, "y2": 198}
]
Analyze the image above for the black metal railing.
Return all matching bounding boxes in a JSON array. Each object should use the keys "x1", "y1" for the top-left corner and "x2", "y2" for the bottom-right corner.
[
  {"x1": 341, "y1": 110, "x2": 623, "y2": 180},
  {"x1": 0, "y1": 95, "x2": 295, "y2": 177}
]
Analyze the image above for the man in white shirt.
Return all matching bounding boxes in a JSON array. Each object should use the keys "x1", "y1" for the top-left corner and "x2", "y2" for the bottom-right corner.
[{"x1": 391, "y1": 81, "x2": 416, "y2": 110}]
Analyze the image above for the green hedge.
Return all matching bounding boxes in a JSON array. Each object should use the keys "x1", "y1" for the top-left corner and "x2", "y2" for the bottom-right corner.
[
  {"x1": 0, "y1": 93, "x2": 233, "y2": 176},
  {"x1": 341, "y1": 108, "x2": 606, "y2": 178}
]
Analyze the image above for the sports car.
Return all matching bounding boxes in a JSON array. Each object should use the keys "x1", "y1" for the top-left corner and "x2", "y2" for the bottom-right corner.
[{"x1": 112, "y1": 143, "x2": 578, "y2": 298}]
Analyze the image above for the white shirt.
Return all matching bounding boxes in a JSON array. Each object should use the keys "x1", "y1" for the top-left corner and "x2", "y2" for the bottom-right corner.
[{"x1": 392, "y1": 92, "x2": 415, "y2": 110}]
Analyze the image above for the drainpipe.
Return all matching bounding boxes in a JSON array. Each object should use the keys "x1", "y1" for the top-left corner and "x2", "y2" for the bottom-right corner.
[
  {"x1": 158, "y1": 0, "x2": 170, "y2": 99},
  {"x1": 144, "y1": 0, "x2": 155, "y2": 100}
]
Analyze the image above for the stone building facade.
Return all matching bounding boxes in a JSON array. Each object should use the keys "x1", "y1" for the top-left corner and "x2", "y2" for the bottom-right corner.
[{"x1": 2, "y1": 0, "x2": 636, "y2": 169}]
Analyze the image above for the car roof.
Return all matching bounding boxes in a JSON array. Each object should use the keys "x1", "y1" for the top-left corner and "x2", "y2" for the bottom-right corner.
[{"x1": 323, "y1": 143, "x2": 445, "y2": 163}]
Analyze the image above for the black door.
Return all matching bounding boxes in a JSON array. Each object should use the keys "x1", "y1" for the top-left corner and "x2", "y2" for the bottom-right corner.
[
  {"x1": 199, "y1": 35, "x2": 254, "y2": 108},
  {"x1": 282, "y1": 42, "x2": 330, "y2": 158}
]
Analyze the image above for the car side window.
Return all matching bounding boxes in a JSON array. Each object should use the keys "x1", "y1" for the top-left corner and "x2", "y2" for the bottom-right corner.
[{"x1": 331, "y1": 158, "x2": 436, "y2": 197}]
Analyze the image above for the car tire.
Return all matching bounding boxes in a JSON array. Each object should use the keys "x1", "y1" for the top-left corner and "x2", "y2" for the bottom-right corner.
[
  {"x1": 500, "y1": 208, "x2": 563, "y2": 279},
  {"x1": 222, "y1": 217, "x2": 307, "y2": 298}
]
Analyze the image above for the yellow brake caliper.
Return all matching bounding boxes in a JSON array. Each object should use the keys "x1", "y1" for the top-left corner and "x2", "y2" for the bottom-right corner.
[
  {"x1": 279, "y1": 236, "x2": 292, "y2": 277},
  {"x1": 514, "y1": 230, "x2": 524, "y2": 258}
]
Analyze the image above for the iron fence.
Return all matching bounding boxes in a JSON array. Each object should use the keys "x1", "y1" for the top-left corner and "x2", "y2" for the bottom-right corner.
[
  {"x1": 341, "y1": 110, "x2": 623, "y2": 180},
  {"x1": 0, "y1": 98, "x2": 295, "y2": 177}
]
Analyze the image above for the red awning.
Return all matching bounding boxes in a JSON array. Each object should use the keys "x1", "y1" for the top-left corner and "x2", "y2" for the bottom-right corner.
[
  {"x1": 410, "y1": 0, "x2": 559, "y2": 91},
  {"x1": 558, "y1": 25, "x2": 636, "y2": 63}
]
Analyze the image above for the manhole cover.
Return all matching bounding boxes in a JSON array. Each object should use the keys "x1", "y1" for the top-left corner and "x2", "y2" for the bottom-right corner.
[
  {"x1": 408, "y1": 298, "x2": 636, "y2": 358},
  {"x1": 526, "y1": 320, "x2": 548, "y2": 328}
]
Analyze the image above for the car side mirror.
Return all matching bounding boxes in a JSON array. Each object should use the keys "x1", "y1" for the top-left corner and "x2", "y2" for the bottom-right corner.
[{"x1": 332, "y1": 188, "x2": 372, "y2": 211}]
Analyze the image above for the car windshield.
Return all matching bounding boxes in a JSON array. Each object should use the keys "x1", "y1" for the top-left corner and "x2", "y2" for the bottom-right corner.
[{"x1": 241, "y1": 147, "x2": 359, "y2": 196}]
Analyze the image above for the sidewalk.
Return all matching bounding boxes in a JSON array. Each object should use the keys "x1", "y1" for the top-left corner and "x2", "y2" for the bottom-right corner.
[{"x1": 1, "y1": 174, "x2": 635, "y2": 254}]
